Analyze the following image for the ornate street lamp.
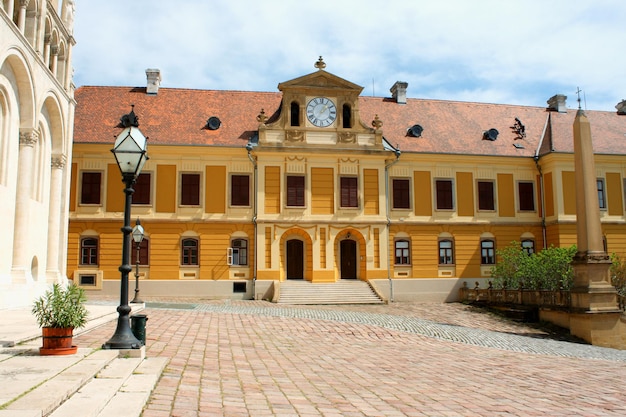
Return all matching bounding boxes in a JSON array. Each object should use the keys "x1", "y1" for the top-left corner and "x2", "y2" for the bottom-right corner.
[
  {"x1": 130, "y1": 218, "x2": 145, "y2": 304},
  {"x1": 103, "y1": 107, "x2": 149, "y2": 350}
]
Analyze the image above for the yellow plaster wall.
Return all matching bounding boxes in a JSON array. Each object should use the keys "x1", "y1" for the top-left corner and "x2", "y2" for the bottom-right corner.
[
  {"x1": 390, "y1": 224, "x2": 545, "y2": 279},
  {"x1": 68, "y1": 221, "x2": 254, "y2": 281},
  {"x1": 544, "y1": 171, "x2": 555, "y2": 217},
  {"x1": 562, "y1": 171, "x2": 576, "y2": 215},
  {"x1": 311, "y1": 167, "x2": 334, "y2": 214},
  {"x1": 606, "y1": 172, "x2": 623, "y2": 215},
  {"x1": 456, "y1": 172, "x2": 474, "y2": 216},
  {"x1": 363, "y1": 168, "x2": 379, "y2": 215},
  {"x1": 156, "y1": 165, "x2": 176, "y2": 213},
  {"x1": 413, "y1": 170, "x2": 432, "y2": 216},
  {"x1": 205, "y1": 166, "x2": 226, "y2": 213},
  {"x1": 265, "y1": 166, "x2": 280, "y2": 214},
  {"x1": 497, "y1": 173, "x2": 515, "y2": 217},
  {"x1": 69, "y1": 162, "x2": 77, "y2": 211},
  {"x1": 106, "y1": 164, "x2": 124, "y2": 212}
]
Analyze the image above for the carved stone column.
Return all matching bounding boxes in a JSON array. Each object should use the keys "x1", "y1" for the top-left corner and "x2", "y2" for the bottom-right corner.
[
  {"x1": 50, "y1": 45, "x2": 59, "y2": 76},
  {"x1": 46, "y1": 155, "x2": 66, "y2": 282},
  {"x1": 12, "y1": 128, "x2": 38, "y2": 282},
  {"x1": 43, "y1": 34, "x2": 51, "y2": 67},
  {"x1": 17, "y1": 0, "x2": 29, "y2": 33}
]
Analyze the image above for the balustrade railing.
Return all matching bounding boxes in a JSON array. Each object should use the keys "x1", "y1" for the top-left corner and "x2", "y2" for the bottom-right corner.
[{"x1": 459, "y1": 281, "x2": 572, "y2": 309}]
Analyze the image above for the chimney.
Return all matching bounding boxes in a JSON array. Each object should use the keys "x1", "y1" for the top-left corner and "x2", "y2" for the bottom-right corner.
[
  {"x1": 146, "y1": 68, "x2": 161, "y2": 94},
  {"x1": 616, "y1": 99, "x2": 626, "y2": 115},
  {"x1": 547, "y1": 94, "x2": 567, "y2": 113},
  {"x1": 390, "y1": 81, "x2": 408, "y2": 104}
]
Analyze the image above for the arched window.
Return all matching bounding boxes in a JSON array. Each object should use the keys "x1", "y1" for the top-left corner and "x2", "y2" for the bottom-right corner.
[
  {"x1": 80, "y1": 237, "x2": 99, "y2": 266},
  {"x1": 290, "y1": 101, "x2": 300, "y2": 127},
  {"x1": 342, "y1": 104, "x2": 352, "y2": 128},
  {"x1": 521, "y1": 239, "x2": 535, "y2": 255},
  {"x1": 230, "y1": 238, "x2": 248, "y2": 266},
  {"x1": 439, "y1": 239, "x2": 454, "y2": 265},
  {"x1": 481, "y1": 239, "x2": 496, "y2": 265},
  {"x1": 395, "y1": 239, "x2": 410, "y2": 265},
  {"x1": 181, "y1": 238, "x2": 199, "y2": 266}
]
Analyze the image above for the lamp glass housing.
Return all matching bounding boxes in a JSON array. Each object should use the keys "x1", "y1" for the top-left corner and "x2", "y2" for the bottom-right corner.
[
  {"x1": 111, "y1": 126, "x2": 149, "y2": 177},
  {"x1": 132, "y1": 222, "x2": 145, "y2": 244}
]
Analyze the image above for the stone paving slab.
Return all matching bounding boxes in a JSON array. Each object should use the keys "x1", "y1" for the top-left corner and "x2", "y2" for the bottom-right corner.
[{"x1": 72, "y1": 300, "x2": 626, "y2": 416}]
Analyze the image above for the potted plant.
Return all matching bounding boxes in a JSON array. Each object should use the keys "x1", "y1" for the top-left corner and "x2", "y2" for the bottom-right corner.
[{"x1": 32, "y1": 283, "x2": 89, "y2": 355}]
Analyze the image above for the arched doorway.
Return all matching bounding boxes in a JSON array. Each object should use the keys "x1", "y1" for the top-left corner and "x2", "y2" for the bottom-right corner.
[
  {"x1": 340, "y1": 239, "x2": 357, "y2": 279},
  {"x1": 286, "y1": 239, "x2": 304, "y2": 279}
]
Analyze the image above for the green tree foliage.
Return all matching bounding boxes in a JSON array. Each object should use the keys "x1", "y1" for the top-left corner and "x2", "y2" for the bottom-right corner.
[
  {"x1": 491, "y1": 241, "x2": 576, "y2": 290},
  {"x1": 610, "y1": 253, "x2": 626, "y2": 297}
]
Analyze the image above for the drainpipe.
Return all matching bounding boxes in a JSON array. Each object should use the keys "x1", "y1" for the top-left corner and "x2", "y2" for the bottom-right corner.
[
  {"x1": 384, "y1": 148, "x2": 401, "y2": 302},
  {"x1": 246, "y1": 143, "x2": 258, "y2": 298}
]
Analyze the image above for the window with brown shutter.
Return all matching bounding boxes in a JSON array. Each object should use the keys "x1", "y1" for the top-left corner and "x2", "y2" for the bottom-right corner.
[
  {"x1": 231, "y1": 175, "x2": 250, "y2": 206},
  {"x1": 435, "y1": 179, "x2": 453, "y2": 210},
  {"x1": 286, "y1": 175, "x2": 305, "y2": 207},
  {"x1": 518, "y1": 182, "x2": 535, "y2": 211},
  {"x1": 80, "y1": 172, "x2": 101, "y2": 205},
  {"x1": 477, "y1": 181, "x2": 495, "y2": 211},
  {"x1": 133, "y1": 173, "x2": 151, "y2": 205},
  {"x1": 392, "y1": 178, "x2": 410, "y2": 209},
  {"x1": 340, "y1": 177, "x2": 358, "y2": 208},
  {"x1": 181, "y1": 173, "x2": 200, "y2": 206}
]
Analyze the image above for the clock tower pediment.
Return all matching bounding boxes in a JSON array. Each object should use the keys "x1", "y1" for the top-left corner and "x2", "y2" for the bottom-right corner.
[{"x1": 257, "y1": 57, "x2": 383, "y2": 150}]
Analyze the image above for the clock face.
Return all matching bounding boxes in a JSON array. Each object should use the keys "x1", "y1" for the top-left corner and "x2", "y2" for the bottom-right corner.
[{"x1": 306, "y1": 97, "x2": 337, "y2": 127}]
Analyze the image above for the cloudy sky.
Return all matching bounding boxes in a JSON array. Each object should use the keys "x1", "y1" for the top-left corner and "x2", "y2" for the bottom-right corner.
[{"x1": 72, "y1": 0, "x2": 625, "y2": 111}]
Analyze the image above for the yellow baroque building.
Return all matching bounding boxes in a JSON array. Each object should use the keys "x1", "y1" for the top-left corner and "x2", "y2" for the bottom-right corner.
[{"x1": 69, "y1": 60, "x2": 626, "y2": 302}]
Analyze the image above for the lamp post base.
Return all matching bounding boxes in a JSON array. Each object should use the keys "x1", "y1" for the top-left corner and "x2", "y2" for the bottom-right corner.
[
  {"x1": 130, "y1": 288, "x2": 143, "y2": 304},
  {"x1": 102, "y1": 310, "x2": 142, "y2": 350}
]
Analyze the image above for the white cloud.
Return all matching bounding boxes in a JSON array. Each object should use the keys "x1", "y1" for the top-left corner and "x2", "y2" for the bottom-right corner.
[{"x1": 73, "y1": 0, "x2": 626, "y2": 111}]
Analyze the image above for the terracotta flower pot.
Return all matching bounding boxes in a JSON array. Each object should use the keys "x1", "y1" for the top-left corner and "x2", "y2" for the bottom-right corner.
[{"x1": 40, "y1": 327, "x2": 77, "y2": 355}]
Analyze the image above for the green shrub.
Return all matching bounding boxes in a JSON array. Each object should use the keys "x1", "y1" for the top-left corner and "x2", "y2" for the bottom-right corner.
[
  {"x1": 491, "y1": 241, "x2": 576, "y2": 290},
  {"x1": 610, "y1": 253, "x2": 626, "y2": 297},
  {"x1": 32, "y1": 283, "x2": 88, "y2": 329}
]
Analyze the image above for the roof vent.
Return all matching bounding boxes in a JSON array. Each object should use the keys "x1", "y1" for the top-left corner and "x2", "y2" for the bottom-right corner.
[
  {"x1": 390, "y1": 81, "x2": 408, "y2": 104},
  {"x1": 616, "y1": 99, "x2": 626, "y2": 115},
  {"x1": 145, "y1": 69, "x2": 161, "y2": 95},
  {"x1": 513, "y1": 142, "x2": 525, "y2": 149},
  {"x1": 547, "y1": 94, "x2": 567, "y2": 113},
  {"x1": 407, "y1": 124, "x2": 423, "y2": 137},
  {"x1": 483, "y1": 128, "x2": 499, "y2": 141},
  {"x1": 207, "y1": 116, "x2": 221, "y2": 130}
]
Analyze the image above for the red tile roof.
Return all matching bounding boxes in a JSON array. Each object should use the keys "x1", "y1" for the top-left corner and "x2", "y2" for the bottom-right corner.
[{"x1": 74, "y1": 85, "x2": 626, "y2": 157}]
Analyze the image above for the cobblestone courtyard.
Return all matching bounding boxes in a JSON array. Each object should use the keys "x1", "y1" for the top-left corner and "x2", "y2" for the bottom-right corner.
[{"x1": 75, "y1": 300, "x2": 626, "y2": 416}]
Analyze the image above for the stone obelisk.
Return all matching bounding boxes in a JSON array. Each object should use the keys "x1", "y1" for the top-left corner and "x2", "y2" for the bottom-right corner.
[{"x1": 569, "y1": 104, "x2": 622, "y2": 347}]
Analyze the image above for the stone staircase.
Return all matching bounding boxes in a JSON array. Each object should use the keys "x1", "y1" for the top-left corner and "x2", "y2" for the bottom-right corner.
[
  {"x1": 0, "y1": 348, "x2": 167, "y2": 417},
  {"x1": 277, "y1": 280, "x2": 385, "y2": 305}
]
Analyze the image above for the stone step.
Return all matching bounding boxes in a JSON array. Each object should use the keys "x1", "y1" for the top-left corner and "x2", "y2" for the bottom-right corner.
[
  {"x1": 3, "y1": 349, "x2": 119, "y2": 417},
  {"x1": 277, "y1": 281, "x2": 384, "y2": 305},
  {"x1": 49, "y1": 355, "x2": 168, "y2": 417},
  {"x1": 0, "y1": 347, "x2": 167, "y2": 417}
]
